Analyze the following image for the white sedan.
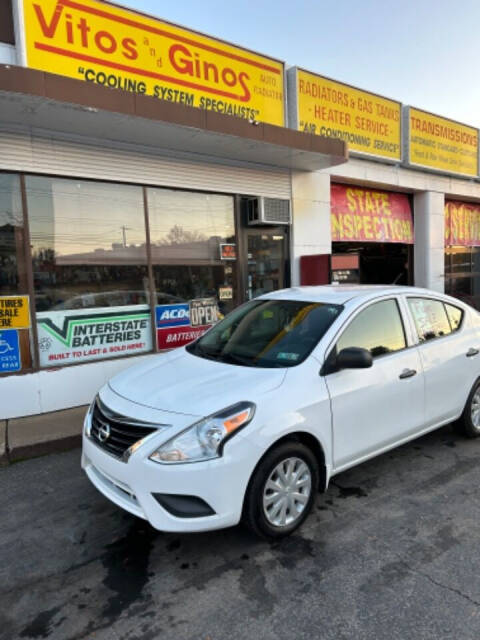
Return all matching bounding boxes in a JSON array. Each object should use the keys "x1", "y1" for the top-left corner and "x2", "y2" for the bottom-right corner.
[{"x1": 82, "y1": 286, "x2": 480, "y2": 538}]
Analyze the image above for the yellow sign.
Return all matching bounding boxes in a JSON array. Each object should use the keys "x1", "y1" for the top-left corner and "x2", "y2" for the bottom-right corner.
[
  {"x1": 294, "y1": 69, "x2": 401, "y2": 161},
  {"x1": 409, "y1": 108, "x2": 478, "y2": 177},
  {"x1": 0, "y1": 296, "x2": 30, "y2": 329},
  {"x1": 22, "y1": 0, "x2": 285, "y2": 126}
]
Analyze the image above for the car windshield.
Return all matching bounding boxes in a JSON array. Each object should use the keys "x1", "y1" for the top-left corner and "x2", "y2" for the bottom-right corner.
[{"x1": 186, "y1": 299, "x2": 343, "y2": 368}]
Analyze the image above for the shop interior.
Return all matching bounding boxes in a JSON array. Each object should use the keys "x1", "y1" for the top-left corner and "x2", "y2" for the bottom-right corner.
[{"x1": 332, "y1": 242, "x2": 413, "y2": 286}]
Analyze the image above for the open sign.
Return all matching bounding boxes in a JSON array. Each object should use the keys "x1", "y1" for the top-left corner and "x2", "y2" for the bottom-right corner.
[{"x1": 189, "y1": 298, "x2": 218, "y2": 328}]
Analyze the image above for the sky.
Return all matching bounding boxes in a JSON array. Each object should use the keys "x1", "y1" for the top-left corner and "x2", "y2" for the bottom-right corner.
[{"x1": 116, "y1": 0, "x2": 480, "y2": 127}]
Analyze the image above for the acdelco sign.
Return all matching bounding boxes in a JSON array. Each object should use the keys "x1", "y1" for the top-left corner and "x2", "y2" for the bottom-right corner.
[
  {"x1": 21, "y1": 0, "x2": 285, "y2": 125},
  {"x1": 155, "y1": 304, "x2": 190, "y2": 329}
]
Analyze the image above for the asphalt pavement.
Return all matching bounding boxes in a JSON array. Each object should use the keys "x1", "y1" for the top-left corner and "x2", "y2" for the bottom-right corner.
[{"x1": 1, "y1": 424, "x2": 480, "y2": 640}]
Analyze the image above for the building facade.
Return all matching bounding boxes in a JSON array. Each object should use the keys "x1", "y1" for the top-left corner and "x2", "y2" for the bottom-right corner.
[{"x1": 2, "y1": 0, "x2": 480, "y2": 425}]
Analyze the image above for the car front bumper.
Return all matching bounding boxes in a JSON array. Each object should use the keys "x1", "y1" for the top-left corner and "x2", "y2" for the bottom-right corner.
[{"x1": 81, "y1": 412, "x2": 257, "y2": 533}]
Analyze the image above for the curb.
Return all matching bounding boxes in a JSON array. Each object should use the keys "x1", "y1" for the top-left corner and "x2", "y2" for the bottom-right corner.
[
  {"x1": 2, "y1": 405, "x2": 87, "y2": 466},
  {"x1": 7, "y1": 434, "x2": 82, "y2": 464}
]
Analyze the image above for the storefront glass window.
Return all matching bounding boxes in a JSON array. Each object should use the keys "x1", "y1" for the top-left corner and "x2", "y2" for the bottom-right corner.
[
  {"x1": 444, "y1": 247, "x2": 480, "y2": 309},
  {"x1": 147, "y1": 188, "x2": 236, "y2": 350},
  {"x1": 26, "y1": 176, "x2": 152, "y2": 367},
  {"x1": 0, "y1": 173, "x2": 32, "y2": 373},
  {"x1": 0, "y1": 173, "x2": 26, "y2": 296}
]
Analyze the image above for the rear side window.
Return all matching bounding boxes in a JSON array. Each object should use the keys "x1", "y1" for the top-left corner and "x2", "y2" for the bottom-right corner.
[
  {"x1": 445, "y1": 303, "x2": 463, "y2": 332},
  {"x1": 336, "y1": 299, "x2": 406, "y2": 357},
  {"x1": 408, "y1": 298, "x2": 451, "y2": 342}
]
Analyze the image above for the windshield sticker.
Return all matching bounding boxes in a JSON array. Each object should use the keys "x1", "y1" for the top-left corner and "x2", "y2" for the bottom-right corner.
[{"x1": 277, "y1": 352, "x2": 299, "y2": 361}]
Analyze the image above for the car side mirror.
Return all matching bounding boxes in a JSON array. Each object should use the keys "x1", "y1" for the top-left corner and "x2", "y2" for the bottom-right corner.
[{"x1": 336, "y1": 347, "x2": 373, "y2": 370}]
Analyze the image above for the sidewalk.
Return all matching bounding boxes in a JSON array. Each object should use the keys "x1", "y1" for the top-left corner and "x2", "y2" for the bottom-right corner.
[{"x1": 1, "y1": 405, "x2": 87, "y2": 465}]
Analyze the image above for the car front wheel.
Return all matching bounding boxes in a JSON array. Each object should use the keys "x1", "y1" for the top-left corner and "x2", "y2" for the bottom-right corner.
[{"x1": 242, "y1": 442, "x2": 319, "y2": 539}]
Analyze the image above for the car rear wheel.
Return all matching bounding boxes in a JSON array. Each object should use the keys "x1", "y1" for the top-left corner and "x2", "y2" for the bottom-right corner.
[
  {"x1": 242, "y1": 442, "x2": 319, "y2": 539},
  {"x1": 457, "y1": 379, "x2": 480, "y2": 438}
]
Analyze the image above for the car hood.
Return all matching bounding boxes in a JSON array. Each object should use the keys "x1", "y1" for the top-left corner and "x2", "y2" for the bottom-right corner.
[{"x1": 108, "y1": 348, "x2": 287, "y2": 417}]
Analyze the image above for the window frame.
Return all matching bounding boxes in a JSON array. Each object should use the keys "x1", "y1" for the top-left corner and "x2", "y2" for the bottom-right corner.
[
  {"x1": 323, "y1": 296, "x2": 409, "y2": 375},
  {"x1": 405, "y1": 296, "x2": 465, "y2": 345}
]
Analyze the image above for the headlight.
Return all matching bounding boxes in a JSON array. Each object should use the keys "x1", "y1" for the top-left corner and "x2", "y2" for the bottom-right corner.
[
  {"x1": 84, "y1": 395, "x2": 97, "y2": 436},
  {"x1": 149, "y1": 401, "x2": 255, "y2": 464}
]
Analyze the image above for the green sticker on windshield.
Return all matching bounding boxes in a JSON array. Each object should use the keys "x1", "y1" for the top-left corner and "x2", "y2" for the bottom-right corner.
[
  {"x1": 263, "y1": 310, "x2": 274, "y2": 318},
  {"x1": 277, "y1": 352, "x2": 299, "y2": 361}
]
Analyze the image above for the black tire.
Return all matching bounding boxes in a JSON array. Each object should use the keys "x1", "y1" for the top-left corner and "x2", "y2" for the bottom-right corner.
[
  {"x1": 242, "y1": 441, "x2": 319, "y2": 539},
  {"x1": 456, "y1": 378, "x2": 480, "y2": 438}
]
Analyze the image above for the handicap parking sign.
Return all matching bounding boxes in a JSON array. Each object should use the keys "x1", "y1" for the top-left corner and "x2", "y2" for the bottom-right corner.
[{"x1": 0, "y1": 329, "x2": 21, "y2": 373}]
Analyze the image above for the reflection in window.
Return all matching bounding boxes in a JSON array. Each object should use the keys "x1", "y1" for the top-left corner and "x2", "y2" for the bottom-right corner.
[
  {"x1": 0, "y1": 174, "x2": 26, "y2": 296},
  {"x1": 408, "y1": 298, "x2": 452, "y2": 342},
  {"x1": 445, "y1": 303, "x2": 463, "y2": 332},
  {"x1": 0, "y1": 173, "x2": 32, "y2": 372},
  {"x1": 147, "y1": 188, "x2": 237, "y2": 316},
  {"x1": 445, "y1": 246, "x2": 480, "y2": 310},
  {"x1": 26, "y1": 177, "x2": 149, "y2": 312},
  {"x1": 336, "y1": 300, "x2": 406, "y2": 356},
  {"x1": 189, "y1": 299, "x2": 343, "y2": 367}
]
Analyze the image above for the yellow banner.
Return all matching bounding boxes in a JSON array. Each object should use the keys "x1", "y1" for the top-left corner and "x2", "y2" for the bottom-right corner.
[
  {"x1": 295, "y1": 69, "x2": 401, "y2": 160},
  {"x1": 409, "y1": 108, "x2": 478, "y2": 177},
  {"x1": 0, "y1": 296, "x2": 30, "y2": 329},
  {"x1": 22, "y1": 0, "x2": 285, "y2": 126}
]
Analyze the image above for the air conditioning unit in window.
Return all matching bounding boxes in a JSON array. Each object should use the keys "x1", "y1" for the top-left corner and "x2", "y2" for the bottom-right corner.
[{"x1": 246, "y1": 197, "x2": 291, "y2": 226}]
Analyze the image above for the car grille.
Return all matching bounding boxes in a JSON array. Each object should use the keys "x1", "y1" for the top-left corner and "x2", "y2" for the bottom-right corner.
[{"x1": 90, "y1": 400, "x2": 158, "y2": 460}]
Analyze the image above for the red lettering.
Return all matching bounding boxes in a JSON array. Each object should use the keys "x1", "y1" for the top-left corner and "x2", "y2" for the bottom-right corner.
[
  {"x1": 169, "y1": 43, "x2": 251, "y2": 101},
  {"x1": 94, "y1": 30, "x2": 117, "y2": 54},
  {"x1": 203, "y1": 61, "x2": 219, "y2": 83},
  {"x1": 169, "y1": 44, "x2": 193, "y2": 74},
  {"x1": 65, "y1": 13, "x2": 74, "y2": 44},
  {"x1": 122, "y1": 37, "x2": 138, "y2": 60},
  {"x1": 33, "y1": 1, "x2": 63, "y2": 38},
  {"x1": 238, "y1": 71, "x2": 251, "y2": 101},
  {"x1": 77, "y1": 17, "x2": 91, "y2": 48},
  {"x1": 222, "y1": 67, "x2": 237, "y2": 87}
]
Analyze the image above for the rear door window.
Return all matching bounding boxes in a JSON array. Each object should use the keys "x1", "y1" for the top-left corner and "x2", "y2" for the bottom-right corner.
[
  {"x1": 444, "y1": 303, "x2": 463, "y2": 332},
  {"x1": 408, "y1": 298, "x2": 452, "y2": 342}
]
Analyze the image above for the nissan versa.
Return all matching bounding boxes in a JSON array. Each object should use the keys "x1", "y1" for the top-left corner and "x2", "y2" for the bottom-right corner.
[{"x1": 82, "y1": 286, "x2": 480, "y2": 538}]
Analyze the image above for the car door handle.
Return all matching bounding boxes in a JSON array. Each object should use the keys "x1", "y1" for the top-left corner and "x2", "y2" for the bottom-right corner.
[
  {"x1": 399, "y1": 368, "x2": 417, "y2": 379},
  {"x1": 466, "y1": 348, "x2": 479, "y2": 357}
]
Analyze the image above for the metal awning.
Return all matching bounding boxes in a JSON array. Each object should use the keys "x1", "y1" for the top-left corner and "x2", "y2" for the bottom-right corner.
[{"x1": 0, "y1": 64, "x2": 348, "y2": 172}]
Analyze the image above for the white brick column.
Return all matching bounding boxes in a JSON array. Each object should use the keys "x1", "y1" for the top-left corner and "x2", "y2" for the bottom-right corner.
[
  {"x1": 413, "y1": 191, "x2": 445, "y2": 292},
  {"x1": 290, "y1": 171, "x2": 331, "y2": 286}
]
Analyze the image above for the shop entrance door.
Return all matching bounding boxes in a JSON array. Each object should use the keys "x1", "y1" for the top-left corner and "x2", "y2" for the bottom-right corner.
[{"x1": 244, "y1": 228, "x2": 289, "y2": 301}]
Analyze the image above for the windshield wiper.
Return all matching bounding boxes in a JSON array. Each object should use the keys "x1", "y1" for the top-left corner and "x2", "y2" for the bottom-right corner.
[
  {"x1": 191, "y1": 343, "x2": 222, "y2": 362},
  {"x1": 219, "y1": 352, "x2": 255, "y2": 367}
]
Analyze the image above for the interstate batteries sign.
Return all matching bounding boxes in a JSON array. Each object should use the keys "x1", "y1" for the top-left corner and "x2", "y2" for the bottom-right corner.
[
  {"x1": 37, "y1": 305, "x2": 152, "y2": 366},
  {"x1": 21, "y1": 0, "x2": 285, "y2": 125},
  {"x1": 288, "y1": 68, "x2": 401, "y2": 161},
  {"x1": 406, "y1": 107, "x2": 479, "y2": 177}
]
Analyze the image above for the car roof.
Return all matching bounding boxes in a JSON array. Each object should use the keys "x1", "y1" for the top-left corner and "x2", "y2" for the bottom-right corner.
[{"x1": 259, "y1": 285, "x2": 443, "y2": 305}]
